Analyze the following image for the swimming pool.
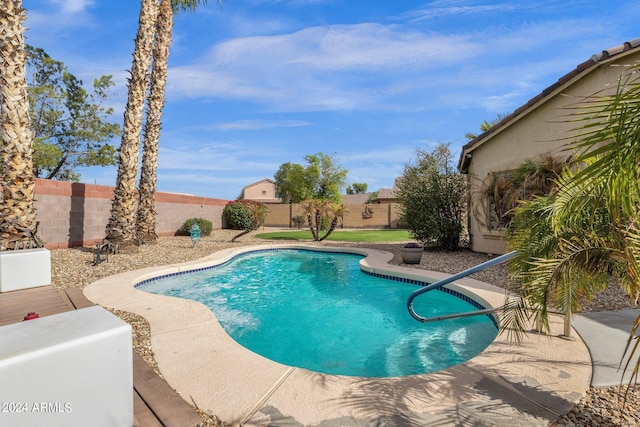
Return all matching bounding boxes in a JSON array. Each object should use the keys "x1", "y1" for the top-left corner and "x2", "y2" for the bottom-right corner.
[{"x1": 137, "y1": 248, "x2": 498, "y2": 377}]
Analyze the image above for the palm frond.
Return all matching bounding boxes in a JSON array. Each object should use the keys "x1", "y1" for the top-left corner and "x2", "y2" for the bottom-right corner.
[
  {"x1": 498, "y1": 296, "x2": 533, "y2": 344},
  {"x1": 619, "y1": 313, "x2": 640, "y2": 402}
]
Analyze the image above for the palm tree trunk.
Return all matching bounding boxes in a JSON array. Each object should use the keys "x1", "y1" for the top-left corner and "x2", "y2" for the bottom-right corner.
[
  {"x1": 104, "y1": 0, "x2": 158, "y2": 252},
  {"x1": 307, "y1": 214, "x2": 318, "y2": 240},
  {"x1": 0, "y1": 0, "x2": 44, "y2": 251},
  {"x1": 137, "y1": 0, "x2": 172, "y2": 244},
  {"x1": 318, "y1": 217, "x2": 338, "y2": 241},
  {"x1": 314, "y1": 209, "x2": 322, "y2": 241}
]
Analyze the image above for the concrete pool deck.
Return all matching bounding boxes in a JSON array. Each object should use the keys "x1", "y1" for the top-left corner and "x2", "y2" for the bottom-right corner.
[{"x1": 84, "y1": 244, "x2": 593, "y2": 426}]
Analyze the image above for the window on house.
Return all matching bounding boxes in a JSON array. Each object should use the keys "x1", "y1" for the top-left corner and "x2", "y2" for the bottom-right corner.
[{"x1": 261, "y1": 190, "x2": 267, "y2": 195}]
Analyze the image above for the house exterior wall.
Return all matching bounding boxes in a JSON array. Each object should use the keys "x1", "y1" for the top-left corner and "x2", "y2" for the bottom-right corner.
[
  {"x1": 33, "y1": 179, "x2": 228, "y2": 249},
  {"x1": 244, "y1": 181, "x2": 277, "y2": 200},
  {"x1": 464, "y1": 50, "x2": 640, "y2": 254}
]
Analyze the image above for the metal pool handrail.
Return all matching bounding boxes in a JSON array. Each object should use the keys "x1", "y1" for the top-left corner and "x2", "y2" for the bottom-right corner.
[{"x1": 407, "y1": 251, "x2": 518, "y2": 323}]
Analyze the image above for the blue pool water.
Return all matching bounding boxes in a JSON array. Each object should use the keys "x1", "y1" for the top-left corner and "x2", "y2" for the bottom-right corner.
[{"x1": 137, "y1": 249, "x2": 497, "y2": 377}]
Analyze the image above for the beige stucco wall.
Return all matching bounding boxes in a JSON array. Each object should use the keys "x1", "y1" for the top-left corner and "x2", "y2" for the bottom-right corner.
[
  {"x1": 244, "y1": 180, "x2": 277, "y2": 200},
  {"x1": 465, "y1": 50, "x2": 640, "y2": 254}
]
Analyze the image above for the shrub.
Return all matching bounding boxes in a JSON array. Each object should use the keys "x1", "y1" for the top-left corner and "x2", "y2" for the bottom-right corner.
[
  {"x1": 292, "y1": 215, "x2": 306, "y2": 229},
  {"x1": 178, "y1": 218, "x2": 213, "y2": 236},
  {"x1": 396, "y1": 143, "x2": 465, "y2": 250},
  {"x1": 224, "y1": 199, "x2": 266, "y2": 230}
]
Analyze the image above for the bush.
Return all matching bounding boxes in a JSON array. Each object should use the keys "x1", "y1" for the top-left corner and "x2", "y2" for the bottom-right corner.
[
  {"x1": 396, "y1": 143, "x2": 465, "y2": 250},
  {"x1": 224, "y1": 199, "x2": 266, "y2": 230},
  {"x1": 178, "y1": 218, "x2": 213, "y2": 236},
  {"x1": 292, "y1": 215, "x2": 306, "y2": 229}
]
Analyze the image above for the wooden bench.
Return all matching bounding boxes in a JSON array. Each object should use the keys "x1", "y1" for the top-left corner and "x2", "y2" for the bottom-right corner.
[{"x1": 0, "y1": 286, "x2": 203, "y2": 427}]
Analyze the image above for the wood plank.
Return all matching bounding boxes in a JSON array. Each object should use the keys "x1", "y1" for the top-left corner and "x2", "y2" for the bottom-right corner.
[
  {"x1": 63, "y1": 287, "x2": 95, "y2": 309},
  {"x1": 134, "y1": 391, "x2": 163, "y2": 427},
  {"x1": 132, "y1": 351, "x2": 202, "y2": 427},
  {"x1": 0, "y1": 286, "x2": 74, "y2": 327}
]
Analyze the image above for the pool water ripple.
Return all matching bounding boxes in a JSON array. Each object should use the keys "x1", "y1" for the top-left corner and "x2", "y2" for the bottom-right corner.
[{"x1": 137, "y1": 249, "x2": 497, "y2": 377}]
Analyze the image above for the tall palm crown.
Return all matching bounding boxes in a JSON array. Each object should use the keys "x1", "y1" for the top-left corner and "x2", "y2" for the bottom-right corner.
[{"x1": 0, "y1": 0, "x2": 44, "y2": 250}]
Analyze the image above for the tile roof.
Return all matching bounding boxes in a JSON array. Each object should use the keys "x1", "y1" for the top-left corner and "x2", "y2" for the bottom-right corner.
[
  {"x1": 243, "y1": 178, "x2": 275, "y2": 189},
  {"x1": 376, "y1": 188, "x2": 396, "y2": 200},
  {"x1": 341, "y1": 193, "x2": 372, "y2": 204},
  {"x1": 458, "y1": 38, "x2": 640, "y2": 173}
]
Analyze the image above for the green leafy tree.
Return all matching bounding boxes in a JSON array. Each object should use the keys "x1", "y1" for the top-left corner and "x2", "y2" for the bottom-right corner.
[
  {"x1": 274, "y1": 152, "x2": 347, "y2": 203},
  {"x1": 366, "y1": 191, "x2": 379, "y2": 204},
  {"x1": 346, "y1": 182, "x2": 368, "y2": 194},
  {"x1": 26, "y1": 45, "x2": 120, "y2": 181},
  {"x1": 396, "y1": 143, "x2": 465, "y2": 250},
  {"x1": 274, "y1": 162, "x2": 314, "y2": 203}
]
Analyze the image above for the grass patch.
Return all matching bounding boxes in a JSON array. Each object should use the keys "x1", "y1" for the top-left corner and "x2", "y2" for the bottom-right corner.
[{"x1": 255, "y1": 229, "x2": 413, "y2": 243}]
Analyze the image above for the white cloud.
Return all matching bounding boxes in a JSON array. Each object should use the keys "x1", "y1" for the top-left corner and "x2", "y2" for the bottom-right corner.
[
  {"x1": 167, "y1": 23, "x2": 483, "y2": 112},
  {"x1": 401, "y1": 3, "x2": 517, "y2": 22},
  {"x1": 214, "y1": 120, "x2": 311, "y2": 131},
  {"x1": 166, "y1": 11, "x2": 618, "y2": 116},
  {"x1": 50, "y1": 0, "x2": 95, "y2": 14}
]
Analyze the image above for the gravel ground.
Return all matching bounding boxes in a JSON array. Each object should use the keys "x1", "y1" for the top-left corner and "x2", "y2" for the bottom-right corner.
[{"x1": 50, "y1": 230, "x2": 639, "y2": 426}]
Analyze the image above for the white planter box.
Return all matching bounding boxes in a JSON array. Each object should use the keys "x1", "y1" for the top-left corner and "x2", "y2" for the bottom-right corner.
[
  {"x1": 0, "y1": 248, "x2": 51, "y2": 293},
  {"x1": 0, "y1": 306, "x2": 133, "y2": 427}
]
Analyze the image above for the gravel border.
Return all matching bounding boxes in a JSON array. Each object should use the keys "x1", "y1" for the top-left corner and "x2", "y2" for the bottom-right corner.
[{"x1": 50, "y1": 230, "x2": 639, "y2": 426}]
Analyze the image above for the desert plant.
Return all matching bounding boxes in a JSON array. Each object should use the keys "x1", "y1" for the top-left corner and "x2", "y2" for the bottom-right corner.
[
  {"x1": 472, "y1": 154, "x2": 566, "y2": 231},
  {"x1": 178, "y1": 218, "x2": 212, "y2": 236},
  {"x1": 230, "y1": 201, "x2": 269, "y2": 242},
  {"x1": 299, "y1": 199, "x2": 345, "y2": 241},
  {"x1": 292, "y1": 215, "x2": 306, "y2": 229},
  {"x1": 396, "y1": 143, "x2": 465, "y2": 250},
  {"x1": 223, "y1": 199, "x2": 257, "y2": 230},
  {"x1": 504, "y1": 64, "x2": 640, "y2": 393}
]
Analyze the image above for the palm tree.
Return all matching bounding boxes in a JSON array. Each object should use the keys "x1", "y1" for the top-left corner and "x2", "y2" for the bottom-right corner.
[
  {"x1": 299, "y1": 199, "x2": 345, "y2": 241},
  {"x1": 137, "y1": 0, "x2": 219, "y2": 243},
  {"x1": 103, "y1": 0, "x2": 159, "y2": 252},
  {"x1": 136, "y1": 0, "x2": 171, "y2": 244},
  {"x1": 504, "y1": 64, "x2": 640, "y2": 389},
  {"x1": 0, "y1": 1, "x2": 44, "y2": 250}
]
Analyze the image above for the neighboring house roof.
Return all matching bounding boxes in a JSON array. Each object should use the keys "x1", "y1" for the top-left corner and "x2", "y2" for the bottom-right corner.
[
  {"x1": 244, "y1": 178, "x2": 275, "y2": 189},
  {"x1": 376, "y1": 188, "x2": 396, "y2": 200},
  {"x1": 458, "y1": 37, "x2": 640, "y2": 173},
  {"x1": 342, "y1": 193, "x2": 371, "y2": 204}
]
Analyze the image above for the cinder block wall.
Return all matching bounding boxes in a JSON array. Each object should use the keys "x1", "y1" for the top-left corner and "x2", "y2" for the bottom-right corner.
[
  {"x1": 31, "y1": 179, "x2": 403, "y2": 249},
  {"x1": 340, "y1": 203, "x2": 401, "y2": 228},
  {"x1": 34, "y1": 179, "x2": 228, "y2": 249},
  {"x1": 265, "y1": 204, "x2": 294, "y2": 227},
  {"x1": 263, "y1": 202, "x2": 402, "y2": 229}
]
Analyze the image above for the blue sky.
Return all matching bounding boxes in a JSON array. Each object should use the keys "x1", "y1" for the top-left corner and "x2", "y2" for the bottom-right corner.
[{"x1": 22, "y1": 0, "x2": 640, "y2": 200}]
